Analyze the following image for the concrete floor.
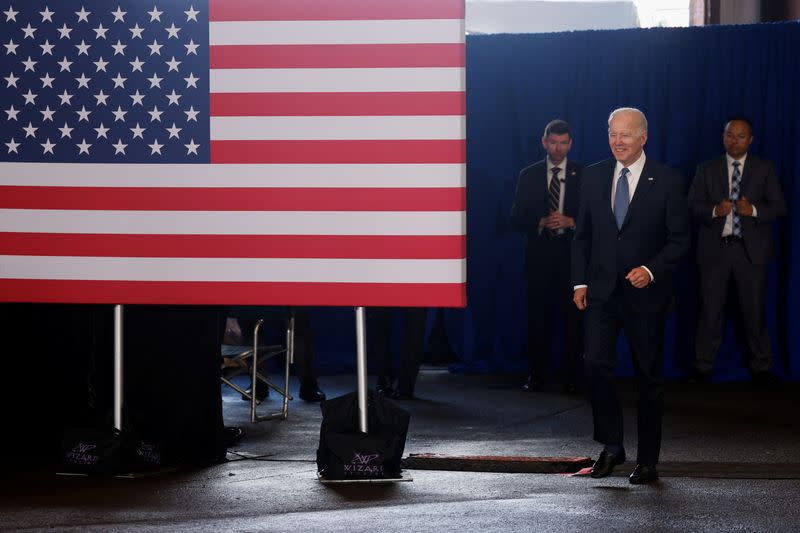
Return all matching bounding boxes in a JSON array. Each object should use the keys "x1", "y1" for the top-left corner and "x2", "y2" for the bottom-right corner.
[{"x1": 2, "y1": 370, "x2": 799, "y2": 532}]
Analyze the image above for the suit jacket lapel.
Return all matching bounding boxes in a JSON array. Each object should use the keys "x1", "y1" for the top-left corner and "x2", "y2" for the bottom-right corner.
[
  {"x1": 718, "y1": 156, "x2": 730, "y2": 198},
  {"x1": 620, "y1": 159, "x2": 656, "y2": 230},
  {"x1": 602, "y1": 160, "x2": 617, "y2": 228}
]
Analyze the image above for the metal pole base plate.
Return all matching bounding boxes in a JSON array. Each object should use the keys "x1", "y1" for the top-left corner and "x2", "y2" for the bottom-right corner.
[{"x1": 317, "y1": 471, "x2": 413, "y2": 484}]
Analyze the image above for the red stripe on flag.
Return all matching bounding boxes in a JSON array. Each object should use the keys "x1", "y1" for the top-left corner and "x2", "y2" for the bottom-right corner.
[
  {"x1": 209, "y1": 0, "x2": 465, "y2": 21},
  {"x1": 0, "y1": 279, "x2": 467, "y2": 307},
  {"x1": 0, "y1": 186, "x2": 465, "y2": 211},
  {"x1": 209, "y1": 44, "x2": 465, "y2": 69},
  {"x1": 0, "y1": 233, "x2": 466, "y2": 259},
  {"x1": 210, "y1": 140, "x2": 466, "y2": 164},
  {"x1": 210, "y1": 92, "x2": 465, "y2": 117}
]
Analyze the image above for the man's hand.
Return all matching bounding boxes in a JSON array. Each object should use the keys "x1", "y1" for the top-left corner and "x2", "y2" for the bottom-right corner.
[
  {"x1": 714, "y1": 199, "x2": 733, "y2": 217},
  {"x1": 544, "y1": 211, "x2": 575, "y2": 230},
  {"x1": 573, "y1": 287, "x2": 587, "y2": 311},
  {"x1": 625, "y1": 267, "x2": 652, "y2": 289},
  {"x1": 736, "y1": 196, "x2": 754, "y2": 216}
]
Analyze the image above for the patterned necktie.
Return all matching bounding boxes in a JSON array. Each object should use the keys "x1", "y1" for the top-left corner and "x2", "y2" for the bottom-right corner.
[
  {"x1": 614, "y1": 167, "x2": 630, "y2": 229},
  {"x1": 730, "y1": 161, "x2": 742, "y2": 237},
  {"x1": 548, "y1": 167, "x2": 562, "y2": 213}
]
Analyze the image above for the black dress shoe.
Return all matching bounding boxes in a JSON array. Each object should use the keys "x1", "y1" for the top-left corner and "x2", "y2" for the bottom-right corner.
[
  {"x1": 223, "y1": 426, "x2": 243, "y2": 447},
  {"x1": 299, "y1": 382, "x2": 326, "y2": 402},
  {"x1": 753, "y1": 371, "x2": 779, "y2": 387},
  {"x1": 590, "y1": 450, "x2": 626, "y2": 478},
  {"x1": 241, "y1": 382, "x2": 269, "y2": 402},
  {"x1": 687, "y1": 369, "x2": 712, "y2": 384},
  {"x1": 522, "y1": 375, "x2": 541, "y2": 392},
  {"x1": 376, "y1": 377, "x2": 395, "y2": 397},
  {"x1": 629, "y1": 464, "x2": 659, "y2": 484}
]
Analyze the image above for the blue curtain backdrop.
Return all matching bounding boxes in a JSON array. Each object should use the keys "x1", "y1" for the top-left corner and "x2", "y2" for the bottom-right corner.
[{"x1": 313, "y1": 22, "x2": 799, "y2": 381}]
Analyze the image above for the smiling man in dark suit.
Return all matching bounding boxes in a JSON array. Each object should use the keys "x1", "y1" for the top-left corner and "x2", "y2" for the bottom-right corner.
[
  {"x1": 512, "y1": 119, "x2": 583, "y2": 393},
  {"x1": 688, "y1": 117, "x2": 786, "y2": 384},
  {"x1": 572, "y1": 107, "x2": 690, "y2": 484}
]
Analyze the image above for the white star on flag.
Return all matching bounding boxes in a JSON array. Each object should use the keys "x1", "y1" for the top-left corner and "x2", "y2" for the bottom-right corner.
[
  {"x1": 75, "y1": 40, "x2": 91, "y2": 55},
  {"x1": 165, "y1": 56, "x2": 181, "y2": 72},
  {"x1": 148, "y1": 105, "x2": 163, "y2": 122},
  {"x1": 130, "y1": 123, "x2": 145, "y2": 138},
  {"x1": 40, "y1": 73, "x2": 55, "y2": 87},
  {"x1": 112, "y1": 106, "x2": 127, "y2": 122},
  {"x1": 76, "y1": 138, "x2": 92, "y2": 154},
  {"x1": 75, "y1": 73, "x2": 91, "y2": 89},
  {"x1": 129, "y1": 23, "x2": 144, "y2": 39},
  {"x1": 93, "y1": 57, "x2": 109, "y2": 72},
  {"x1": 22, "y1": 89, "x2": 37, "y2": 105},
  {"x1": 184, "y1": 106, "x2": 198, "y2": 121},
  {"x1": 5, "y1": 137, "x2": 20, "y2": 153},
  {"x1": 75, "y1": 106, "x2": 91, "y2": 121},
  {"x1": 40, "y1": 105, "x2": 55, "y2": 121},
  {"x1": 166, "y1": 123, "x2": 181, "y2": 138},
  {"x1": 40, "y1": 138, "x2": 55, "y2": 154},
  {"x1": 130, "y1": 90, "x2": 145, "y2": 106},
  {"x1": 184, "y1": 39, "x2": 198, "y2": 55},
  {"x1": 21, "y1": 23, "x2": 37, "y2": 39},
  {"x1": 58, "y1": 122, "x2": 73, "y2": 138},
  {"x1": 57, "y1": 24, "x2": 72, "y2": 39},
  {"x1": 147, "y1": 39, "x2": 163, "y2": 56},
  {"x1": 4, "y1": 39, "x2": 18, "y2": 55},
  {"x1": 112, "y1": 138, "x2": 127, "y2": 154},
  {"x1": 58, "y1": 56, "x2": 72, "y2": 71},
  {"x1": 148, "y1": 73, "x2": 163, "y2": 88},
  {"x1": 22, "y1": 56, "x2": 37, "y2": 71},
  {"x1": 165, "y1": 23, "x2": 180, "y2": 39},
  {"x1": 5, "y1": 105, "x2": 20, "y2": 120},
  {"x1": 4, "y1": 72, "x2": 19, "y2": 87},
  {"x1": 111, "y1": 73, "x2": 127, "y2": 88},
  {"x1": 75, "y1": 7, "x2": 91, "y2": 23},
  {"x1": 22, "y1": 122, "x2": 37, "y2": 137},
  {"x1": 39, "y1": 40, "x2": 54, "y2": 55},
  {"x1": 184, "y1": 6, "x2": 199, "y2": 22},
  {"x1": 184, "y1": 72, "x2": 198, "y2": 88},
  {"x1": 111, "y1": 7, "x2": 126, "y2": 23},
  {"x1": 111, "y1": 40, "x2": 126, "y2": 55},
  {"x1": 94, "y1": 90, "x2": 109, "y2": 105},
  {"x1": 3, "y1": 6, "x2": 19, "y2": 22},
  {"x1": 148, "y1": 139, "x2": 164, "y2": 154},
  {"x1": 129, "y1": 56, "x2": 145, "y2": 72},
  {"x1": 94, "y1": 24, "x2": 109, "y2": 39},
  {"x1": 94, "y1": 123, "x2": 110, "y2": 139},
  {"x1": 185, "y1": 138, "x2": 199, "y2": 155},
  {"x1": 148, "y1": 7, "x2": 163, "y2": 22},
  {"x1": 58, "y1": 89, "x2": 73, "y2": 105},
  {"x1": 39, "y1": 7, "x2": 55, "y2": 23},
  {"x1": 165, "y1": 90, "x2": 181, "y2": 105}
]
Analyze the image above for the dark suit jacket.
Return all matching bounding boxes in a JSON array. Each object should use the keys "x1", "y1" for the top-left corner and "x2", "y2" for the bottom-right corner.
[
  {"x1": 687, "y1": 154, "x2": 786, "y2": 265},
  {"x1": 571, "y1": 157, "x2": 691, "y2": 312},
  {"x1": 511, "y1": 159, "x2": 583, "y2": 277}
]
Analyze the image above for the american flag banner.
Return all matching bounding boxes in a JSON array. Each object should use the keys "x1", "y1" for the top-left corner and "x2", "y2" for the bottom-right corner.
[{"x1": 0, "y1": 1, "x2": 466, "y2": 306}]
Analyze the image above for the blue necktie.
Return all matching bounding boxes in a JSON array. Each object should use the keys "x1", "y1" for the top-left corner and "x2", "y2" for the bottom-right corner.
[
  {"x1": 730, "y1": 161, "x2": 742, "y2": 237},
  {"x1": 614, "y1": 167, "x2": 630, "y2": 229}
]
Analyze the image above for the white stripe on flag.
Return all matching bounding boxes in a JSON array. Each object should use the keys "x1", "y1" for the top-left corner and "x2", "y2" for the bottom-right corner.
[
  {"x1": 0, "y1": 163, "x2": 466, "y2": 188},
  {"x1": 209, "y1": 68, "x2": 465, "y2": 93},
  {"x1": 209, "y1": 116, "x2": 465, "y2": 141},
  {"x1": 0, "y1": 256, "x2": 466, "y2": 283},
  {"x1": 209, "y1": 19, "x2": 465, "y2": 46},
  {"x1": 0, "y1": 210, "x2": 466, "y2": 236}
]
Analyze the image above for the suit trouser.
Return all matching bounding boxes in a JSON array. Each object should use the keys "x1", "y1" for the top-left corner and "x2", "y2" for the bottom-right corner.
[
  {"x1": 585, "y1": 286, "x2": 666, "y2": 466},
  {"x1": 526, "y1": 236, "x2": 584, "y2": 383},
  {"x1": 694, "y1": 241, "x2": 773, "y2": 374},
  {"x1": 370, "y1": 308, "x2": 427, "y2": 393}
]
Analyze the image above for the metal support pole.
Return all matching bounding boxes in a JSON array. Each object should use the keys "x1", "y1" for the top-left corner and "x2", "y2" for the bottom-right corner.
[
  {"x1": 113, "y1": 304, "x2": 124, "y2": 431},
  {"x1": 355, "y1": 306, "x2": 368, "y2": 433}
]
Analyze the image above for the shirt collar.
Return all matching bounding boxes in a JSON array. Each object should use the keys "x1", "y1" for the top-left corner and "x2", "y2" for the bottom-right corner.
[
  {"x1": 547, "y1": 157, "x2": 567, "y2": 174},
  {"x1": 614, "y1": 151, "x2": 646, "y2": 177},
  {"x1": 726, "y1": 152, "x2": 748, "y2": 167}
]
